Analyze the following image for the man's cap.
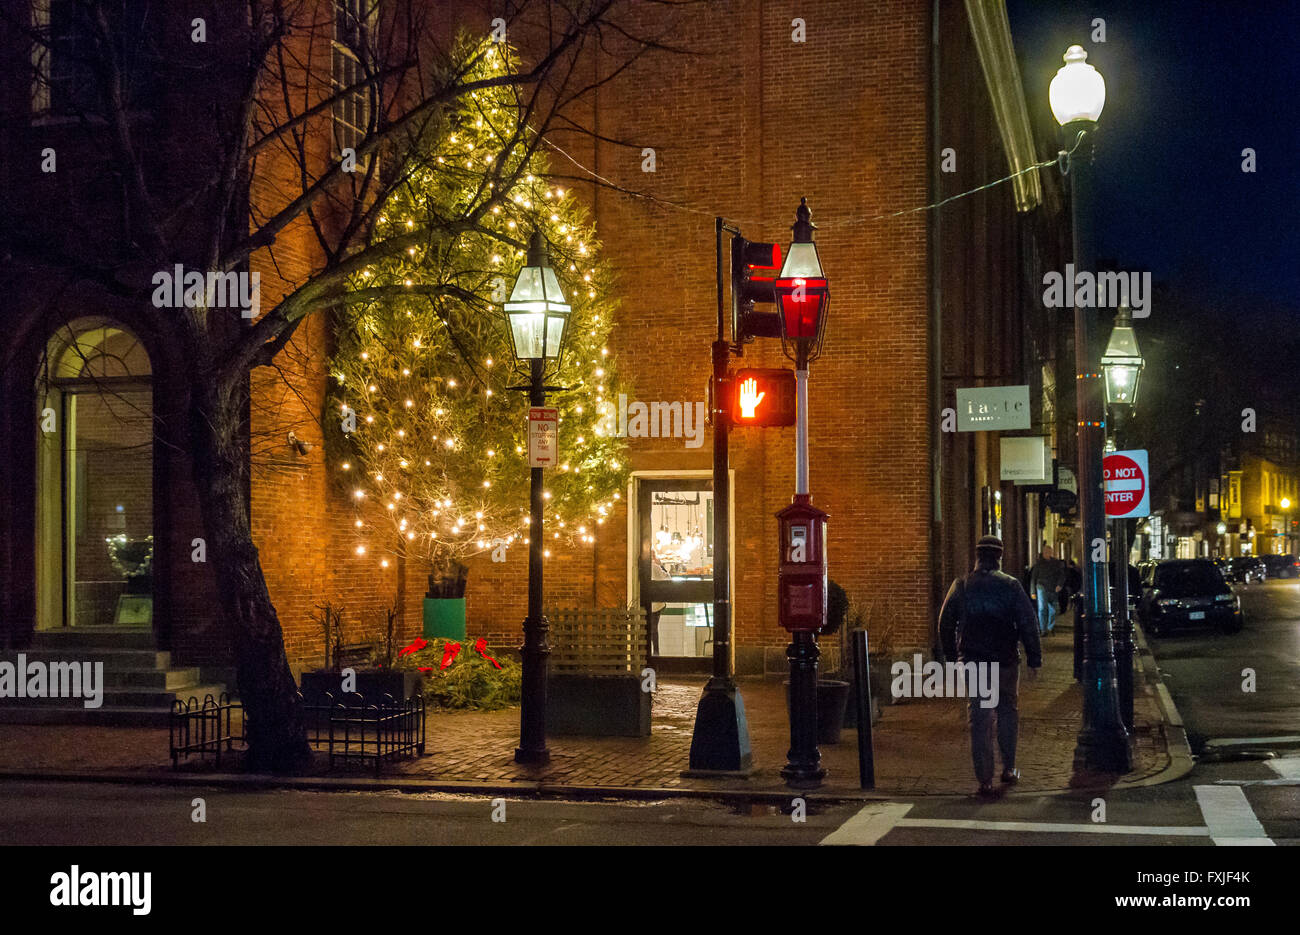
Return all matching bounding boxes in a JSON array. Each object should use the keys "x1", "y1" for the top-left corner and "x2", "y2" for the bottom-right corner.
[{"x1": 976, "y1": 535, "x2": 1003, "y2": 553}]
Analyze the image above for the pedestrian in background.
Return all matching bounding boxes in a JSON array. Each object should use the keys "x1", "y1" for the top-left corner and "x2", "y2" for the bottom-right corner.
[
  {"x1": 1028, "y1": 544, "x2": 1065, "y2": 635},
  {"x1": 939, "y1": 535, "x2": 1043, "y2": 797}
]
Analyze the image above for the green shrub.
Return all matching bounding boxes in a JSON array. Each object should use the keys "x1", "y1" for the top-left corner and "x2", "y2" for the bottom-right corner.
[{"x1": 394, "y1": 637, "x2": 521, "y2": 710}]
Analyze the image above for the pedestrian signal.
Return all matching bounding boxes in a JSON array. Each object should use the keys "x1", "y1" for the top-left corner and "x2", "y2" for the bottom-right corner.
[{"x1": 729, "y1": 368, "x2": 796, "y2": 427}]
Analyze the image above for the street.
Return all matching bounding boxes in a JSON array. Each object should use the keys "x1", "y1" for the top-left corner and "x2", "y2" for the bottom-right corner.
[{"x1": 1149, "y1": 578, "x2": 1300, "y2": 752}]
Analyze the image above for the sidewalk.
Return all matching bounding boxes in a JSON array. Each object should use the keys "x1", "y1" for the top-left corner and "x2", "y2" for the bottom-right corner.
[{"x1": 0, "y1": 609, "x2": 1185, "y2": 799}]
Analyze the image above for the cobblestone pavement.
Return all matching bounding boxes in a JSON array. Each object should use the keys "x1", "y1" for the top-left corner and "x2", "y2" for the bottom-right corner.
[{"x1": 0, "y1": 611, "x2": 1171, "y2": 797}]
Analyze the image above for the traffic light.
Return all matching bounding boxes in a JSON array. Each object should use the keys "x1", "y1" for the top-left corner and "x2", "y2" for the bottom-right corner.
[
  {"x1": 729, "y1": 368, "x2": 797, "y2": 427},
  {"x1": 731, "y1": 234, "x2": 782, "y2": 344}
]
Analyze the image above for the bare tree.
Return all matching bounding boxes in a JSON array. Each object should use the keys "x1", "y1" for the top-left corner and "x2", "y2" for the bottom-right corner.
[{"x1": 2, "y1": 0, "x2": 686, "y2": 770}]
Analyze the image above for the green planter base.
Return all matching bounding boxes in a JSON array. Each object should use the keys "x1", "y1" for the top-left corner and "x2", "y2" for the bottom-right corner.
[{"x1": 423, "y1": 598, "x2": 467, "y2": 640}]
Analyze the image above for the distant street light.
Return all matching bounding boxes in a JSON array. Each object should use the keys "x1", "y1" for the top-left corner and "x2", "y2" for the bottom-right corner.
[{"x1": 1101, "y1": 304, "x2": 1144, "y2": 730}]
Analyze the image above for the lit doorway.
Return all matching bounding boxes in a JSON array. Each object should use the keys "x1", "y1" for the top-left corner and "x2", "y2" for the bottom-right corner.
[
  {"x1": 636, "y1": 478, "x2": 714, "y2": 662},
  {"x1": 36, "y1": 319, "x2": 154, "y2": 629}
]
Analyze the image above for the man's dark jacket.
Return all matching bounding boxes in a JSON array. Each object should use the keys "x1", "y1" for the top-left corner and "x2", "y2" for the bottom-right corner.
[{"x1": 939, "y1": 565, "x2": 1043, "y2": 667}]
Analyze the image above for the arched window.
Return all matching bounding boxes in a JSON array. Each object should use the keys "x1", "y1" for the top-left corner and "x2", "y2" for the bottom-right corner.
[{"x1": 36, "y1": 318, "x2": 153, "y2": 629}]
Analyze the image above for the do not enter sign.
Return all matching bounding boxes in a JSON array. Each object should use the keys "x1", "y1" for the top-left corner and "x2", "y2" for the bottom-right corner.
[{"x1": 1104, "y1": 449, "x2": 1150, "y2": 519}]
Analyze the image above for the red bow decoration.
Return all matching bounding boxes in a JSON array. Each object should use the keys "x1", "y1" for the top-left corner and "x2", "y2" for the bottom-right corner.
[
  {"x1": 417, "y1": 667, "x2": 433, "y2": 674},
  {"x1": 397, "y1": 637, "x2": 428, "y2": 659},
  {"x1": 474, "y1": 638, "x2": 502, "y2": 669},
  {"x1": 440, "y1": 641, "x2": 462, "y2": 670}
]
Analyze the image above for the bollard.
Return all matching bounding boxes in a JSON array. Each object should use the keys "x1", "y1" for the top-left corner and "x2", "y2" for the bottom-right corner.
[{"x1": 850, "y1": 628, "x2": 875, "y2": 789}]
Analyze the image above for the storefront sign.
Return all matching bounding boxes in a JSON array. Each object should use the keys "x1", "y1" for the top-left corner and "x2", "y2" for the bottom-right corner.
[
  {"x1": 528, "y1": 407, "x2": 558, "y2": 468},
  {"x1": 957, "y1": 385, "x2": 1030, "y2": 432},
  {"x1": 1001, "y1": 436, "x2": 1051, "y2": 483}
]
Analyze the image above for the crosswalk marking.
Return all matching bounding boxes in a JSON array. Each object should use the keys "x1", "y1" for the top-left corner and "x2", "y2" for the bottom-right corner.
[
  {"x1": 819, "y1": 802, "x2": 912, "y2": 845},
  {"x1": 896, "y1": 818, "x2": 1207, "y2": 836},
  {"x1": 1193, "y1": 785, "x2": 1274, "y2": 846},
  {"x1": 1266, "y1": 756, "x2": 1300, "y2": 780}
]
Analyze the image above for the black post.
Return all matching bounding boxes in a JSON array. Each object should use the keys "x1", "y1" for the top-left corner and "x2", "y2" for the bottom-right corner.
[
  {"x1": 686, "y1": 218, "x2": 753, "y2": 774},
  {"x1": 782, "y1": 630, "x2": 824, "y2": 787},
  {"x1": 515, "y1": 355, "x2": 551, "y2": 765},
  {"x1": 1067, "y1": 121, "x2": 1132, "y2": 773},
  {"x1": 1110, "y1": 405, "x2": 1135, "y2": 730},
  {"x1": 851, "y1": 628, "x2": 875, "y2": 789}
]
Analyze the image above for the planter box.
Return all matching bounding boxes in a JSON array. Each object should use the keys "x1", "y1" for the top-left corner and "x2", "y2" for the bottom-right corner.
[
  {"x1": 423, "y1": 598, "x2": 466, "y2": 640},
  {"x1": 547, "y1": 674, "x2": 650, "y2": 737}
]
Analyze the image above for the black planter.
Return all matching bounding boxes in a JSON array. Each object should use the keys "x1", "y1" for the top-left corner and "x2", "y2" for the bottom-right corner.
[
  {"x1": 841, "y1": 677, "x2": 881, "y2": 728},
  {"x1": 785, "y1": 678, "x2": 852, "y2": 745}
]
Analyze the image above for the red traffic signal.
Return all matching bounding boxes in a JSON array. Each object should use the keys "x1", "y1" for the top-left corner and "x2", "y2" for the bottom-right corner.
[
  {"x1": 729, "y1": 368, "x2": 796, "y2": 427},
  {"x1": 732, "y1": 235, "x2": 783, "y2": 343}
]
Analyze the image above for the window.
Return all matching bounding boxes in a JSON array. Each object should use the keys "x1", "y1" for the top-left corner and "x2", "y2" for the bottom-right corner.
[
  {"x1": 332, "y1": 0, "x2": 376, "y2": 156},
  {"x1": 36, "y1": 319, "x2": 153, "y2": 629},
  {"x1": 31, "y1": 0, "x2": 159, "y2": 118}
]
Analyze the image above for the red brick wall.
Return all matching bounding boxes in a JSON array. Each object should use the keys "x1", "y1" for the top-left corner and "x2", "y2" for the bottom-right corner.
[{"x1": 455, "y1": 1, "x2": 934, "y2": 662}]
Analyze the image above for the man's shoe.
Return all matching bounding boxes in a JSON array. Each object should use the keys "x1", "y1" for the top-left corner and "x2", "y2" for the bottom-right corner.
[
  {"x1": 977, "y1": 782, "x2": 996, "y2": 798},
  {"x1": 1001, "y1": 768, "x2": 1020, "y2": 784}
]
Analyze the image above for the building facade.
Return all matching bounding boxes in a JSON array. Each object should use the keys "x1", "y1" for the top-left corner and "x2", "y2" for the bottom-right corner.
[{"x1": 1, "y1": 1, "x2": 1073, "y2": 698}]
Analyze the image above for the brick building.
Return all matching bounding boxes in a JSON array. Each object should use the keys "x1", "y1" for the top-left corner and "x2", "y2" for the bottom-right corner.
[{"x1": 0, "y1": 0, "x2": 1072, "y2": 714}]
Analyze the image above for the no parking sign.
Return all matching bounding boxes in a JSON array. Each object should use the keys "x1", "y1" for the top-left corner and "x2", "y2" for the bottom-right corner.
[{"x1": 1104, "y1": 449, "x2": 1150, "y2": 519}]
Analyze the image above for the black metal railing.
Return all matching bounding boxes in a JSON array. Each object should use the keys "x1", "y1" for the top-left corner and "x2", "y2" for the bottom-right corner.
[
  {"x1": 169, "y1": 692, "x2": 242, "y2": 768},
  {"x1": 169, "y1": 691, "x2": 425, "y2": 774}
]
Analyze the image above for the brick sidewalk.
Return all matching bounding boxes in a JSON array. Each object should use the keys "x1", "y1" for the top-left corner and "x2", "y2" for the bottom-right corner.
[{"x1": 0, "y1": 609, "x2": 1173, "y2": 796}]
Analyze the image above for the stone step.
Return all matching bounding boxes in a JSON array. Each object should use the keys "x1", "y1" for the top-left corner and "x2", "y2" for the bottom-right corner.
[
  {"x1": 0, "y1": 705, "x2": 176, "y2": 727},
  {"x1": 104, "y1": 667, "x2": 202, "y2": 690},
  {"x1": 1, "y1": 649, "x2": 172, "y2": 670},
  {"x1": 28, "y1": 627, "x2": 156, "y2": 650},
  {"x1": 0, "y1": 684, "x2": 227, "y2": 710}
]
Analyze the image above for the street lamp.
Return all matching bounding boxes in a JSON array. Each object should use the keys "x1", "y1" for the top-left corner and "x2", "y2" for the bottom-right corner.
[
  {"x1": 503, "y1": 230, "x2": 570, "y2": 765},
  {"x1": 773, "y1": 198, "x2": 832, "y2": 787},
  {"x1": 1282, "y1": 498, "x2": 1292, "y2": 554},
  {"x1": 1051, "y1": 44, "x2": 1132, "y2": 774},
  {"x1": 1101, "y1": 304, "x2": 1144, "y2": 730}
]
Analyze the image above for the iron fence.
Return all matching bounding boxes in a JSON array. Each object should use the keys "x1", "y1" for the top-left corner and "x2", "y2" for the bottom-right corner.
[{"x1": 169, "y1": 690, "x2": 425, "y2": 774}]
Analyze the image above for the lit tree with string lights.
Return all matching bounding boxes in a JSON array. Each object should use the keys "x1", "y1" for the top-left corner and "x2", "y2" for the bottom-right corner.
[{"x1": 329, "y1": 40, "x2": 629, "y2": 597}]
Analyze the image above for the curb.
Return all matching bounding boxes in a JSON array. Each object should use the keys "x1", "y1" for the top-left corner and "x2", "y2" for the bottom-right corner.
[{"x1": 1124, "y1": 619, "x2": 1196, "y2": 788}]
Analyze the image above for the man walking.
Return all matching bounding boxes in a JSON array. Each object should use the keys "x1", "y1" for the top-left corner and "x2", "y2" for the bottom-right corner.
[
  {"x1": 1029, "y1": 543, "x2": 1066, "y2": 635},
  {"x1": 939, "y1": 535, "x2": 1043, "y2": 797}
]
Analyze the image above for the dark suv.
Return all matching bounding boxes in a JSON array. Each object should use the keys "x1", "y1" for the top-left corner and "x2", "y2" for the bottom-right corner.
[
  {"x1": 1138, "y1": 559, "x2": 1243, "y2": 636},
  {"x1": 1261, "y1": 553, "x2": 1300, "y2": 579},
  {"x1": 1225, "y1": 556, "x2": 1266, "y2": 584}
]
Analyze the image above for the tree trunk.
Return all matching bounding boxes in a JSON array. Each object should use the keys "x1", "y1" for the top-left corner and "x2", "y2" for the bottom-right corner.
[
  {"x1": 427, "y1": 555, "x2": 468, "y2": 599},
  {"x1": 190, "y1": 382, "x2": 312, "y2": 773}
]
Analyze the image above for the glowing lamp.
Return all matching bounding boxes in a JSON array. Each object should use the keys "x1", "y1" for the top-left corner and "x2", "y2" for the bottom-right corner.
[
  {"x1": 774, "y1": 198, "x2": 830, "y2": 362},
  {"x1": 1050, "y1": 45, "x2": 1106, "y2": 126},
  {"x1": 504, "y1": 231, "x2": 570, "y2": 361},
  {"x1": 1101, "y1": 306, "x2": 1144, "y2": 407}
]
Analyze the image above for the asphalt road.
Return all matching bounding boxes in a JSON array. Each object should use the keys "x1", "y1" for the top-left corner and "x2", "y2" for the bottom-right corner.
[{"x1": 1147, "y1": 578, "x2": 1300, "y2": 752}]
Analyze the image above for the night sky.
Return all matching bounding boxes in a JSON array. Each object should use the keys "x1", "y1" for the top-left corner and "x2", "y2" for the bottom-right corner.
[{"x1": 1005, "y1": 0, "x2": 1299, "y2": 323}]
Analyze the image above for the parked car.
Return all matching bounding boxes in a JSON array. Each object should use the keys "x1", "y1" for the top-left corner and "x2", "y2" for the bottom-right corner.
[
  {"x1": 1261, "y1": 553, "x2": 1300, "y2": 579},
  {"x1": 1224, "y1": 556, "x2": 1266, "y2": 584},
  {"x1": 1138, "y1": 559, "x2": 1243, "y2": 636}
]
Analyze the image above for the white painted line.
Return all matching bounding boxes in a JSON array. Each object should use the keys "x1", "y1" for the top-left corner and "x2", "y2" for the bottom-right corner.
[
  {"x1": 1266, "y1": 756, "x2": 1300, "y2": 780},
  {"x1": 819, "y1": 802, "x2": 912, "y2": 846},
  {"x1": 896, "y1": 818, "x2": 1208, "y2": 836},
  {"x1": 1204, "y1": 735, "x2": 1300, "y2": 748},
  {"x1": 1194, "y1": 785, "x2": 1274, "y2": 846},
  {"x1": 1215, "y1": 778, "x2": 1300, "y2": 787}
]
